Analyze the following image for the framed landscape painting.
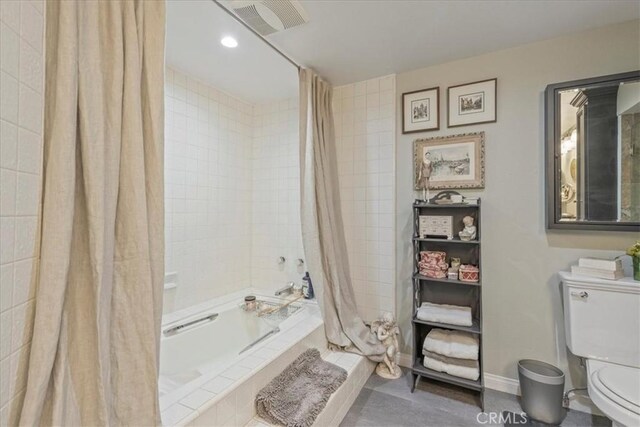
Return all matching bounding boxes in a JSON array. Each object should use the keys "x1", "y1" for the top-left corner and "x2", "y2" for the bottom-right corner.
[
  {"x1": 414, "y1": 132, "x2": 485, "y2": 190},
  {"x1": 402, "y1": 87, "x2": 440, "y2": 133},
  {"x1": 447, "y1": 78, "x2": 497, "y2": 127}
]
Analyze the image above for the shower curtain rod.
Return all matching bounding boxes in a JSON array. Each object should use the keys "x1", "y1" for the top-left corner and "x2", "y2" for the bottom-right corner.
[{"x1": 211, "y1": 0, "x2": 302, "y2": 71}]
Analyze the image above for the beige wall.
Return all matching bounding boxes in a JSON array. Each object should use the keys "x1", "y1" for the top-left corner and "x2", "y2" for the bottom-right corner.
[{"x1": 395, "y1": 19, "x2": 640, "y2": 391}]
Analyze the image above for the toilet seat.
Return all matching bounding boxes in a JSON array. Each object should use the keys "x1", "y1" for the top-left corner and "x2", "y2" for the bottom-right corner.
[{"x1": 587, "y1": 359, "x2": 640, "y2": 427}]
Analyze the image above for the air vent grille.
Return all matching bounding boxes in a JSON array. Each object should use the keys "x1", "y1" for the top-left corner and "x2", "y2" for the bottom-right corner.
[
  {"x1": 263, "y1": 0, "x2": 306, "y2": 29},
  {"x1": 229, "y1": 0, "x2": 309, "y2": 36}
]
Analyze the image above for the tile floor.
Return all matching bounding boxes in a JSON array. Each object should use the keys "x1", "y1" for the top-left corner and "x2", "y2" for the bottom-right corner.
[{"x1": 340, "y1": 369, "x2": 610, "y2": 427}]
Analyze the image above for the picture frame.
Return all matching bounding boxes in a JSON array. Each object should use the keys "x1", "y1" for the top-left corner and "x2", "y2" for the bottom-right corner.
[
  {"x1": 402, "y1": 87, "x2": 440, "y2": 133},
  {"x1": 414, "y1": 132, "x2": 485, "y2": 190},
  {"x1": 447, "y1": 78, "x2": 497, "y2": 127}
]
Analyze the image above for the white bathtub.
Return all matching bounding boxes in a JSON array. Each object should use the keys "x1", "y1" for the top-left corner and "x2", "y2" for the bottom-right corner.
[{"x1": 158, "y1": 289, "x2": 320, "y2": 414}]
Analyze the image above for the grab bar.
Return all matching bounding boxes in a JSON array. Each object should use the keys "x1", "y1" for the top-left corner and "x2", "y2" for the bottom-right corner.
[
  {"x1": 163, "y1": 313, "x2": 218, "y2": 336},
  {"x1": 239, "y1": 327, "x2": 280, "y2": 354}
]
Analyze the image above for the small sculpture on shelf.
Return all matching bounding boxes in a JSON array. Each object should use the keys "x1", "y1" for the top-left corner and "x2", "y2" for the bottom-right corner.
[
  {"x1": 418, "y1": 152, "x2": 433, "y2": 202},
  {"x1": 371, "y1": 312, "x2": 401, "y2": 379},
  {"x1": 458, "y1": 215, "x2": 477, "y2": 241}
]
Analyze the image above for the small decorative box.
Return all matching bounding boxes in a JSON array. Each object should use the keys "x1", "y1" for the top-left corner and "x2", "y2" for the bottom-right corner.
[
  {"x1": 419, "y1": 215, "x2": 453, "y2": 240},
  {"x1": 459, "y1": 264, "x2": 480, "y2": 282},
  {"x1": 419, "y1": 251, "x2": 448, "y2": 278},
  {"x1": 420, "y1": 251, "x2": 447, "y2": 265}
]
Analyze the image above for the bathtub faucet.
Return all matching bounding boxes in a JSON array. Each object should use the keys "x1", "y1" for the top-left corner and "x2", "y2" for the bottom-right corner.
[{"x1": 275, "y1": 282, "x2": 295, "y2": 297}]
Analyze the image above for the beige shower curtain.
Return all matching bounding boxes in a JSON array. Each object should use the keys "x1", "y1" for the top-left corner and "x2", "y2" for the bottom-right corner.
[
  {"x1": 19, "y1": 1, "x2": 165, "y2": 425},
  {"x1": 299, "y1": 69, "x2": 385, "y2": 362}
]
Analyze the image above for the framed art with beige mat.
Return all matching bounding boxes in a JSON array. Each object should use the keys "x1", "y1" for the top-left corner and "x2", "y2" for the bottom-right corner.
[
  {"x1": 447, "y1": 78, "x2": 497, "y2": 127},
  {"x1": 414, "y1": 132, "x2": 485, "y2": 190},
  {"x1": 403, "y1": 86, "x2": 440, "y2": 133}
]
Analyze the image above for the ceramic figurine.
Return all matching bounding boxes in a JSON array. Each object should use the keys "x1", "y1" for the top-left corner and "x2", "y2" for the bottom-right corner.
[
  {"x1": 418, "y1": 152, "x2": 433, "y2": 202},
  {"x1": 371, "y1": 312, "x2": 402, "y2": 379},
  {"x1": 458, "y1": 216, "x2": 477, "y2": 241}
]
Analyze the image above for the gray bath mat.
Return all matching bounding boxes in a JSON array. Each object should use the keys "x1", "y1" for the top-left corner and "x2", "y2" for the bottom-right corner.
[{"x1": 256, "y1": 348, "x2": 347, "y2": 427}]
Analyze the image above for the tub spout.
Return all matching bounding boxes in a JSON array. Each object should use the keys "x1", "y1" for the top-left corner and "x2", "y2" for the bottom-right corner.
[{"x1": 275, "y1": 282, "x2": 295, "y2": 297}]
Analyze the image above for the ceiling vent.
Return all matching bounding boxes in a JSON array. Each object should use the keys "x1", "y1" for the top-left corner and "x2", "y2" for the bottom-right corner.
[{"x1": 228, "y1": 0, "x2": 309, "y2": 36}]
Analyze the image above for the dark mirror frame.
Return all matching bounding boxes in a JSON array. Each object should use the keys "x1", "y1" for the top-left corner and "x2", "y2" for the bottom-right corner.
[{"x1": 545, "y1": 70, "x2": 640, "y2": 232}]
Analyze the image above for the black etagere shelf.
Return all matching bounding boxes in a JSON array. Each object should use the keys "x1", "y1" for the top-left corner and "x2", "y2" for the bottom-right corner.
[{"x1": 410, "y1": 198, "x2": 484, "y2": 410}]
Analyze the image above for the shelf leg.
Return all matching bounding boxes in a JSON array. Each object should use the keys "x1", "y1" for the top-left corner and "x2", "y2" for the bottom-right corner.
[
  {"x1": 480, "y1": 389, "x2": 485, "y2": 411},
  {"x1": 411, "y1": 374, "x2": 420, "y2": 393}
]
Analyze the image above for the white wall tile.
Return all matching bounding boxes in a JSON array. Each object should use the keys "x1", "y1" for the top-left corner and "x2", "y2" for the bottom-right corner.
[
  {"x1": 0, "y1": 2, "x2": 20, "y2": 33},
  {"x1": 165, "y1": 68, "x2": 253, "y2": 312},
  {"x1": 19, "y1": 2, "x2": 43, "y2": 53},
  {"x1": 250, "y1": 98, "x2": 304, "y2": 292},
  {"x1": 18, "y1": 39, "x2": 43, "y2": 93},
  {"x1": 0, "y1": 265, "x2": 13, "y2": 313},
  {"x1": 15, "y1": 173, "x2": 39, "y2": 216},
  {"x1": 0, "y1": 218, "x2": 15, "y2": 265},
  {"x1": 0, "y1": 23, "x2": 19, "y2": 78},
  {"x1": 18, "y1": 83, "x2": 42, "y2": 134},
  {"x1": 0, "y1": 120, "x2": 18, "y2": 169},
  {"x1": 0, "y1": 169, "x2": 16, "y2": 216},
  {"x1": 335, "y1": 75, "x2": 396, "y2": 322},
  {"x1": 1, "y1": 71, "x2": 19, "y2": 124},
  {"x1": 16, "y1": 128, "x2": 40, "y2": 175},
  {"x1": 0, "y1": 3, "x2": 43, "y2": 419}
]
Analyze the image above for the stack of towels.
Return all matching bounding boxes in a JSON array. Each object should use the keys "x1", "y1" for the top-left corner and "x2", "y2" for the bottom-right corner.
[
  {"x1": 422, "y1": 328, "x2": 479, "y2": 381},
  {"x1": 416, "y1": 302, "x2": 472, "y2": 327}
]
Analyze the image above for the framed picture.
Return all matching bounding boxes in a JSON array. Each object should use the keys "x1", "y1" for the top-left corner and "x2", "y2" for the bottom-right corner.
[
  {"x1": 414, "y1": 132, "x2": 485, "y2": 190},
  {"x1": 447, "y1": 78, "x2": 497, "y2": 127},
  {"x1": 402, "y1": 87, "x2": 439, "y2": 133}
]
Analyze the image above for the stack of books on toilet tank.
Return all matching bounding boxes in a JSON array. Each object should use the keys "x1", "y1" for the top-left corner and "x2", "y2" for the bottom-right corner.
[{"x1": 571, "y1": 257, "x2": 623, "y2": 280}]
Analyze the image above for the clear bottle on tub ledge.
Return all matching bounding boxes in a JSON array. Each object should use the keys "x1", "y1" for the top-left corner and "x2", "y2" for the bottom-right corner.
[{"x1": 302, "y1": 272, "x2": 314, "y2": 299}]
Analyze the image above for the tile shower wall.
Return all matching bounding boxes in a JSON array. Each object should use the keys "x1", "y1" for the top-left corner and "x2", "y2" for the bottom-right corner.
[
  {"x1": 250, "y1": 99, "x2": 305, "y2": 291},
  {"x1": 164, "y1": 68, "x2": 253, "y2": 311},
  {"x1": 333, "y1": 75, "x2": 396, "y2": 322},
  {"x1": 0, "y1": 1, "x2": 44, "y2": 424}
]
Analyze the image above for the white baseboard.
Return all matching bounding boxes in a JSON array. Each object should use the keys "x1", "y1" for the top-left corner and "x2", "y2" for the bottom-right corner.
[
  {"x1": 484, "y1": 372, "x2": 520, "y2": 395},
  {"x1": 399, "y1": 354, "x2": 601, "y2": 416}
]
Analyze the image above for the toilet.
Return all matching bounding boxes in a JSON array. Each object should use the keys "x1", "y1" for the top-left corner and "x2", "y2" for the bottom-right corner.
[{"x1": 561, "y1": 271, "x2": 640, "y2": 427}]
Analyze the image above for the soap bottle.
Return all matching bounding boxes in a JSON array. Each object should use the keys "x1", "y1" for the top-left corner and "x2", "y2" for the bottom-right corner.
[{"x1": 302, "y1": 272, "x2": 314, "y2": 299}]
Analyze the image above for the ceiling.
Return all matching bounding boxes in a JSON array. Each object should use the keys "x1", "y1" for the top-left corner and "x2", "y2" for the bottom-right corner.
[
  {"x1": 166, "y1": 1, "x2": 299, "y2": 103},
  {"x1": 166, "y1": 1, "x2": 639, "y2": 103}
]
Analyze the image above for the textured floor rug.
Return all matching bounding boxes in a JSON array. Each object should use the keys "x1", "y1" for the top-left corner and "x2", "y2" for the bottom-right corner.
[{"x1": 256, "y1": 348, "x2": 347, "y2": 427}]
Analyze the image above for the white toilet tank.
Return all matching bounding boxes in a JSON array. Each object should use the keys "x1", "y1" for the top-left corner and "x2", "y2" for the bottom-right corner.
[{"x1": 561, "y1": 271, "x2": 640, "y2": 369}]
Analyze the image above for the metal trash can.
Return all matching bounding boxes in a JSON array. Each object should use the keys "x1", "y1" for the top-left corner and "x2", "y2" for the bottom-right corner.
[{"x1": 518, "y1": 359, "x2": 565, "y2": 425}]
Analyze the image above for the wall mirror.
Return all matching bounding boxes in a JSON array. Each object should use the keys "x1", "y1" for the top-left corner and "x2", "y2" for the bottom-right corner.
[{"x1": 545, "y1": 71, "x2": 640, "y2": 231}]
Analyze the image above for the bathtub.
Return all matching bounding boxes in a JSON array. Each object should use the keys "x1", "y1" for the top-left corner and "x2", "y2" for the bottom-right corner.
[{"x1": 158, "y1": 289, "x2": 323, "y2": 418}]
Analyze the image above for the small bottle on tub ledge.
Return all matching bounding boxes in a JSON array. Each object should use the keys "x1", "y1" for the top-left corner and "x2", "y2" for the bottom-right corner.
[{"x1": 302, "y1": 272, "x2": 314, "y2": 299}]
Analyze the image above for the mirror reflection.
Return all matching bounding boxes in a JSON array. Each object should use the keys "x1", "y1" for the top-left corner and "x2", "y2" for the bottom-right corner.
[{"x1": 558, "y1": 80, "x2": 640, "y2": 223}]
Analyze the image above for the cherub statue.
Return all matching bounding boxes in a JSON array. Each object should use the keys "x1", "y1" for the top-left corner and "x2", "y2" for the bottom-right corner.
[
  {"x1": 458, "y1": 215, "x2": 477, "y2": 241},
  {"x1": 371, "y1": 312, "x2": 401, "y2": 379}
]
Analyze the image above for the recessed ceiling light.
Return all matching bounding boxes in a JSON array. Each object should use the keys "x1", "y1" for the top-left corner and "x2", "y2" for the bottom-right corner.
[{"x1": 221, "y1": 36, "x2": 238, "y2": 48}]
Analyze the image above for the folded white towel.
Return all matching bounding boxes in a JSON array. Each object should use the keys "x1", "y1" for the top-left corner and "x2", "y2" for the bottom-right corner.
[
  {"x1": 423, "y1": 351, "x2": 479, "y2": 381},
  {"x1": 416, "y1": 302, "x2": 472, "y2": 327},
  {"x1": 423, "y1": 328, "x2": 479, "y2": 361}
]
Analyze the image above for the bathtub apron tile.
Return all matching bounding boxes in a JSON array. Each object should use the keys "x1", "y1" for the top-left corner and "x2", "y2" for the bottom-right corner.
[
  {"x1": 220, "y1": 365, "x2": 251, "y2": 381},
  {"x1": 215, "y1": 391, "x2": 236, "y2": 426},
  {"x1": 236, "y1": 401, "x2": 254, "y2": 427},
  {"x1": 180, "y1": 389, "x2": 217, "y2": 411},
  {"x1": 237, "y1": 355, "x2": 265, "y2": 370},
  {"x1": 161, "y1": 403, "x2": 194, "y2": 426},
  {"x1": 202, "y1": 376, "x2": 234, "y2": 394}
]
